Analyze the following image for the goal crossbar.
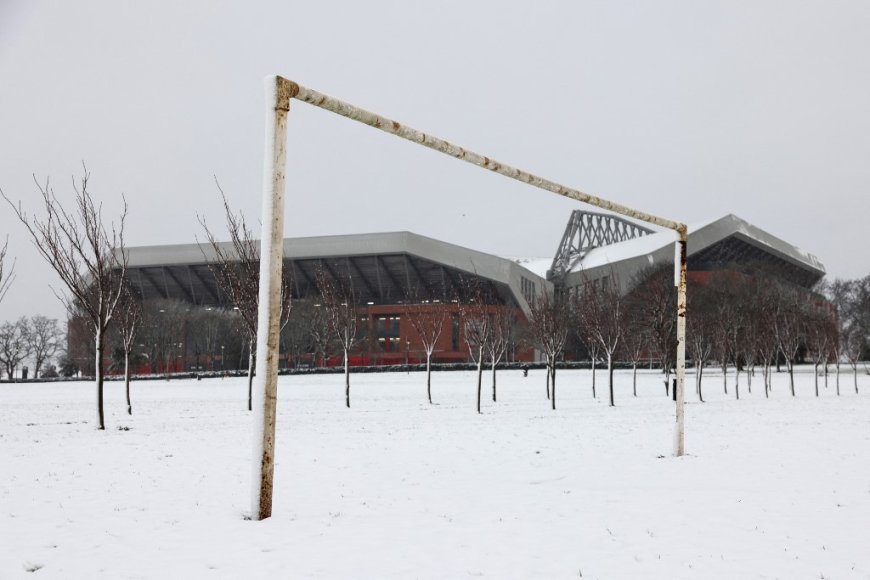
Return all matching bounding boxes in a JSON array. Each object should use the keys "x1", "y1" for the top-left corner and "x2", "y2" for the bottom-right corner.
[
  {"x1": 251, "y1": 75, "x2": 689, "y2": 521},
  {"x1": 284, "y1": 80, "x2": 686, "y2": 234}
]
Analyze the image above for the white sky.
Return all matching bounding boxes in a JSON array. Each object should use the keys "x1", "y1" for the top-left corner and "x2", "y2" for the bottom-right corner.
[{"x1": 1, "y1": 1, "x2": 869, "y2": 323}]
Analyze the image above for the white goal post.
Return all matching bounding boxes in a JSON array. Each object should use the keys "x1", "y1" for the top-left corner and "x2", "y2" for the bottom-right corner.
[{"x1": 251, "y1": 75, "x2": 688, "y2": 520}]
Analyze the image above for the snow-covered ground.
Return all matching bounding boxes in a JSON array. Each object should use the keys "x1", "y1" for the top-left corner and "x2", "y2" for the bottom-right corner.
[{"x1": 1, "y1": 368, "x2": 868, "y2": 579}]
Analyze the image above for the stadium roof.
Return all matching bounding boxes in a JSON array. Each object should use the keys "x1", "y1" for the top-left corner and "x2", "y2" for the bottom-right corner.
[
  {"x1": 563, "y1": 213, "x2": 826, "y2": 289},
  {"x1": 123, "y1": 231, "x2": 552, "y2": 315}
]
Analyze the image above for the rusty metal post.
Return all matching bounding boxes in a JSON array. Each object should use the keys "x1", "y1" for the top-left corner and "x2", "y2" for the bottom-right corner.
[
  {"x1": 251, "y1": 75, "x2": 293, "y2": 521},
  {"x1": 674, "y1": 229, "x2": 688, "y2": 457}
]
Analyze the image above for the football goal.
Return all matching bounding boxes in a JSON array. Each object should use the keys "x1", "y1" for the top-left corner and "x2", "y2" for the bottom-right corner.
[{"x1": 251, "y1": 75, "x2": 688, "y2": 520}]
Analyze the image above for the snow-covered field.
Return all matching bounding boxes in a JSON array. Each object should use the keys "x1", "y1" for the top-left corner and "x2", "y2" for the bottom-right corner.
[{"x1": 1, "y1": 368, "x2": 868, "y2": 579}]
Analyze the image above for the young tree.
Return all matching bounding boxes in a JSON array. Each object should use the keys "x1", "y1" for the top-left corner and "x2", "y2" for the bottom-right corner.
[
  {"x1": 485, "y1": 306, "x2": 514, "y2": 403},
  {"x1": 754, "y1": 283, "x2": 780, "y2": 398},
  {"x1": 576, "y1": 277, "x2": 624, "y2": 407},
  {"x1": 526, "y1": 291, "x2": 569, "y2": 410},
  {"x1": 199, "y1": 190, "x2": 292, "y2": 409},
  {"x1": 0, "y1": 318, "x2": 30, "y2": 379},
  {"x1": 199, "y1": 194, "x2": 260, "y2": 408},
  {"x1": 626, "y1": 266, "x2": 677, "y2": 396},
  {"x1": 0, "y1": 237, "x2": 15, "y2": 307},
  {"x1": 305, "y1": 298, "x2": 334, "y2": 368},
  {"x1": 26, "y1": 315, "x2": 62, "y2": 378},
  {"x1": 621, "y1": 319, "x2": 647, "y2": 398},
  {"x1": 404, "y1": 301, "x2": 448, "y2": 404},
  {"x1": 2, "y1": 169, "x2": 128, "y2": 429},
  {"x1": 806, "y1": 299, "x2": 836, "y2": 398},
  {"x1": 116, "y1": 286, "x2": 142, "y2": 415},
  {"x1": 140, "y1": 299, "x2": 189, "y2": 377},
  {"x1": 460, "y1": 287, "x2": 492, "y2": 414},
  {"x1": 772, "y1": 281, "x2": 808, "y2": 396},
  {"x1": 316, "y1": 266, "x2": 357, "y2": 408},
  {"x1": 686, "y1": 283, "x2": 715, "y2": 402},
  {"x1": 827, "y1": 278, "x2": 858, "y2": 396}
]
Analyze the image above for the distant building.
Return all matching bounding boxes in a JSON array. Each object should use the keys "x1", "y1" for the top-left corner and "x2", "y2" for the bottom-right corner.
[{"x1": 68, "y1": 213, "x2": 823, "y2": 371}]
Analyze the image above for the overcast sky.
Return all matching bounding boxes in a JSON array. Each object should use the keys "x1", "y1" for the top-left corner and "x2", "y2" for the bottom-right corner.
[{"x1": 1, "y1": 1, "x2": 868, "y2": 323}]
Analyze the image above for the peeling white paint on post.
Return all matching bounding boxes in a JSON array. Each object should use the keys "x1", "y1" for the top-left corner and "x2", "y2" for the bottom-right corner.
[
  {"x1": 674, "y1": 230, "x2": 688, "y2": 457},
  {"x1": 251, "y1": 75, "x2": 292, "y2": 520}
]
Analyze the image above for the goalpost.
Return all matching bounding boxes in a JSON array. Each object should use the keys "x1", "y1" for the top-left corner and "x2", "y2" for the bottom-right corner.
[{"x1": 251, "y1": 75, "x2": 688, "y2": 520}]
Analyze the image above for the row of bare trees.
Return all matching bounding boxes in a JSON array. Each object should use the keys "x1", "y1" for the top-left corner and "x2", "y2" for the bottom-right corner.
[
  {"x1": 524, "y1": 266, "x2": 867, "y2": 410},
  {"x1": 0, "y1": 315, "x2": 64, "y2": 379},
  {"x1": 525, "y1": 273, "x2": 641, "y2": 410}
]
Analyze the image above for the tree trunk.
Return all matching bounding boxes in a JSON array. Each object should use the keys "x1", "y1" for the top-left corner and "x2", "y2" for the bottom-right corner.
[
  {"x1": 823, "y1": 362, "x2": 828, "y2": 389},
  {"x1": 835, "y1": 361, "x2": 840, "y2": 396},
  {"x1": 591, "y1": 357, "x2": 596, "y2": 398},
  {"x1": 95, "y1": 327, "x2": 105, "y2": 430},
  {"x1": 632, "y1": 362, "x2": 637, "y2": 397},
  {"x1": 426, "y1": 353, "x2": 432, "y2": 404},
  {"x1": 735, "y1": 364, "x2": 740, "y2": 399},
  {"x1": 607, "y1": 353, "x2": 615, "y2": 407},
  {"x1": 722, "y1": 360, "x2": 728, "y2": 394},
  {"x1": 247, "y1": 343, "x2": 255, "y2": 411},
  {"x1": 550, "y1": 358, "x2": 556, "y2": 410},
  {"x1": 788, "y1": 359, "x2": 795, "y2": 396},
  {"x1": 125, "y1": 349, "x2": 132, "y2": 415},
  {"x1": 491, "y1": 361, "x2": 497, "y2": 403},
  {"x1": 345, "y1": 349, "x2": 351, "y2": 408},
  {"x1": 854, "y1": 364, "x2": 859, "y2": 394},
  {"x1": 747, "y1": 364, "x2": 753, "y2": 393},
  {"x1": 476, "y1": 349, "x2": 483, "y2": 414},
  {"x1": 814, "y1": 362, "x2": 820, "y2": 397},
  {"x1": 546, "y1": 364, "x2": 550, "y2": 400},
  {"x1": 698, "y1": 362, "x2": 705, "y2": 402}
]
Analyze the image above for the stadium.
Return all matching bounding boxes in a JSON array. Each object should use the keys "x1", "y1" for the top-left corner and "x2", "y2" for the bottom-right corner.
[{"x1": 101, "y1": 211, "x2": 826, "y2": 371}]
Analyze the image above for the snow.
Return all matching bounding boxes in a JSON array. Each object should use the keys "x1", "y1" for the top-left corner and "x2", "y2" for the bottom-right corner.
[
  {"x1": 505, "y1": 256, "x2": 553, "y2": 279},
  {"x1": 1, "y1": 368, "x2": 868, "y2": 579}
]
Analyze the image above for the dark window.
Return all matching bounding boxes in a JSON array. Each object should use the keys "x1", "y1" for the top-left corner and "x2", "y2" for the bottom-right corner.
[{"x1": 376, "y1": 315, "x2": 401, "y2": 352}]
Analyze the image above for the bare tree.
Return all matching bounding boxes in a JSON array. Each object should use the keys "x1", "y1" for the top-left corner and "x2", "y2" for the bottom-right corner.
[
  {"x1": 316, "y1": 266, "x2": 357, "y2": 408},
  {"x1": 626, "y1": 266, "x2": 677, "y2": 396},
  {"x1": 2, "y1": 169, "x2": 127, "y2": 429},
  {"x1": 0, "y1": 237, "x2": 15, "y2": 307},
  {"x1": 404, "y1": 301, "x2": 448, "y2": 404},
  {"x1": 140, "y1": 299, "x2": 188, "y2": 377},
  {"x1": 199, "y1": 192, "x2": 260, "y2": 407},
  {"x1": 526, "y1": 291, "x2": 569, "y2": 410},
  {"x1": 686, "y1": 283, "x2": 715, "y2": 402},
  {"x1": 576, "y1": 276, "x2": 624, "y2": 407},
  {"x1": 772, "y1": 281, "x2": 808, "y2": 396},
  {"x1": 827, "y1": 278, "x2": 854, "y2": 396},
  {"x1": 116, "y1": 286, "x2": 142, "y2": 414},
  {"x1": 306, "y1": 298, "x2": 335, "y2": 368},
  {"x1": 199, "y1": 188, "x2": 292, "y2": 410},
  {"x1": 281, "y1": 298, "x2": 317, "y2": 367},
  {"x1": 806, "y1": 298, "x2": 836, "y2": 398},
  {"x1": 25, "y1": 315, "x2": 62, "y2": 379},
  {"x1": 485, "y1": 306, "x2": 514, "y2": 403},
  {"x1": 0, "y1": 318, "x2": 30, "y2": 379},
  {"x1": 621, "y1": 318, "x2": 647, "y2": 398},
  {"x1": 460, "y1": 282, "x2": 493, "y2": 414}
]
